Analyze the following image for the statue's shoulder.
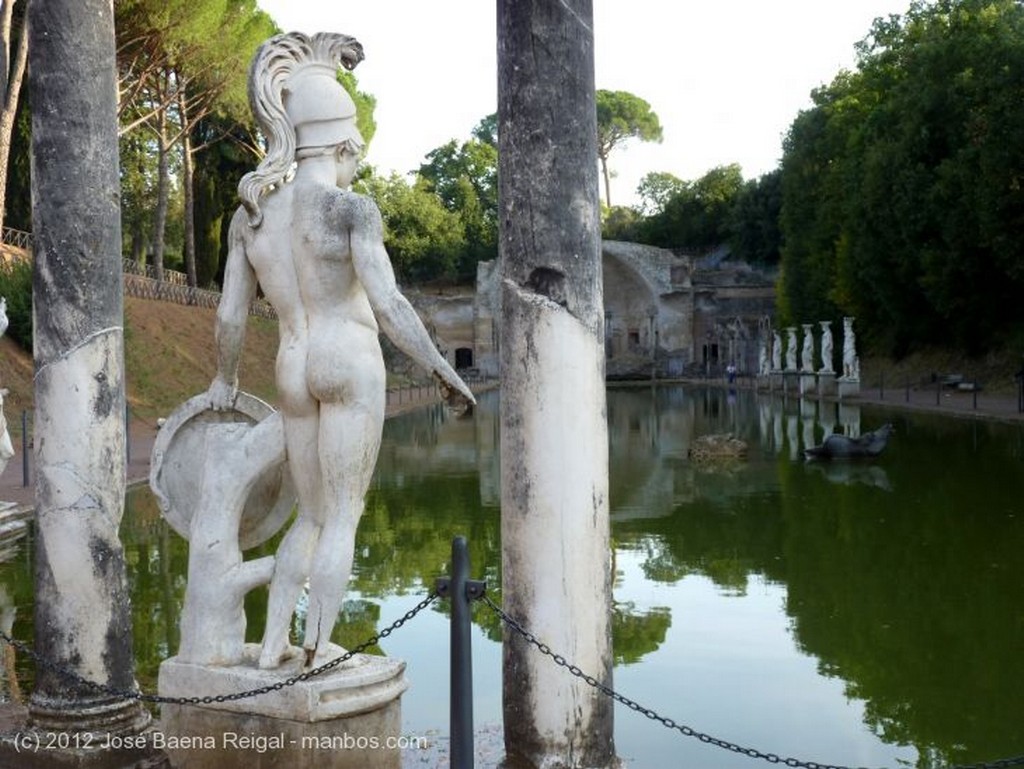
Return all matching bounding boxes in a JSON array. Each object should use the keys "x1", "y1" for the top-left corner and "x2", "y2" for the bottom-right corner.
[{"x1": 326, "y1": 189, "x2": 383, "y2": 230}]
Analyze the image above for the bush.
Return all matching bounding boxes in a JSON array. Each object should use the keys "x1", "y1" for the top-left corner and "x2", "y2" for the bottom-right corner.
[{"x1": 0, "y1": 258, "x2": 32, "y2": 350}]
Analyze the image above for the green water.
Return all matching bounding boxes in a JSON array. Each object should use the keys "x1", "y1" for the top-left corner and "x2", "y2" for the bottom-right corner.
[{"x1": 1, "y1": 385, "x2": 1022, "y2": 768}]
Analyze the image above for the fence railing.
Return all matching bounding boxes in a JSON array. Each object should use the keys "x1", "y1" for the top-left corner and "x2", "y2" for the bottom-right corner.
[{"x1": 1, "y1": 227, "x2": 31, "y2": 251}]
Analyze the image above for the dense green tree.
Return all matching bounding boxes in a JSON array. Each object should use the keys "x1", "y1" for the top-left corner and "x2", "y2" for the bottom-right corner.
[
  {"x1": 359, "y1": 171, "x2": 466, "y2": 283},
  {"x1": 115, "y1": 0, "x2": 274, "y2": 283},
  {"x1": 0, "y1": 0, "x2": 28, "y2": 233},
  {"x1": 417, "y1": 114, "x2": 499, "y2": 279},
  {"x1": 638, "y1": 163, "x2": 744, "y2": 251},
  {"x1": 729, "y1": 169, "x2": 783, "y2": 267},
  {"x1": 635, "y1": 170, "x2": 686, "y2": 217},
  {"x1": 596, "y1": 89, "x2": 663, "y2": 207},
  {"x1": 780, "y1": 0, "x2": 1024, "y2": 355},
  {"x1": 601, "y1": 205, "x2": 641, "y2": 241}
]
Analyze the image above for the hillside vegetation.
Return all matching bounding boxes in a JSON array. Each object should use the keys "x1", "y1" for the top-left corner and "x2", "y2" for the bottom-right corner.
[{"x1": 0, "y1": 297, "x2": 280, "y2": 437}]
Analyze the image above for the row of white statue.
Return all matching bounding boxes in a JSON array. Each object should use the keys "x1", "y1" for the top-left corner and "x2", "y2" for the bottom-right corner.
[{"x1": 758, "y1": 316, "x2": 860, "y2": 380}]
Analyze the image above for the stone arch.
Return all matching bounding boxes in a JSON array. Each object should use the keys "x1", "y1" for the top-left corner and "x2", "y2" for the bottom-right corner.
[{"x1": 602, "y1": 250, "x2": 659, "y2": 361}]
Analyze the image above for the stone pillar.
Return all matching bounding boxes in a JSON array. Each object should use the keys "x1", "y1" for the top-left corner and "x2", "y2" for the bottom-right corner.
[
  {"x1": 26, "y1": 0, "x2": 150, "y2": 740},
  {"x1": 497, "y1": 1, "x2": 616, "y2": 767}
]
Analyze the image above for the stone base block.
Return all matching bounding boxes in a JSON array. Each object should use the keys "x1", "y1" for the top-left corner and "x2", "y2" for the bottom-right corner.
[
  {"x1": 798, "y1": 373, "x2": 816, "y2": 396},
  {"x1": 769, "y1": 372, "x2": 784, "y2": 390},
  {"x1": 817, "y1": 371, "x2": 837, "y2": 398},
  {"x1": 158, "y1": 644, "x2": 407, "y2": 722},
  {"x1": 837, "y1": 377, "x2": 861, "y2": 399},
  {"x1": 157, "y1": 645, "x2": 407, "y2": 769}
]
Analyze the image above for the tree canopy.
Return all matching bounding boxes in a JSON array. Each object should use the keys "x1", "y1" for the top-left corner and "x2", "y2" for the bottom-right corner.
[
  {"x1": 779, "y1": 0, "x2": 1024, "y2": 356},
  {"x1": 596, "y1": 89, "x2": 662, "y2": 207}
]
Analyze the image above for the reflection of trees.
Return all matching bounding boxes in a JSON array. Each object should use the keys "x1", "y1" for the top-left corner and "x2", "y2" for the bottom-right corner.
[
  {"x1": 617, "y1": 399, "x2": 1024, "y2": 764},
  {"x1": 612, "y1": 601, "x2": 670, "y2": 665},
  {"x1": 778, "y1": 413, "x2": 1024, "y2": 764}
]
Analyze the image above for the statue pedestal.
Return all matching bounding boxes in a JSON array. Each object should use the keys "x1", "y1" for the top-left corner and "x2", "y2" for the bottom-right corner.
[
  {"x1": 798, "y1": 372, "x2": 816, "y2": 396},
  {"x1": 769, "y1": 371, "x2": 784, "y2": 391},
  {"x1": 817, "y1": 371, "x2": 837, "y2": 398},
  {"x1": 158, "y1": 645, "x2": 407, "y2": 769},
  {"x1": 837, "y1": 377, "x2": 860, "y2": 399}
]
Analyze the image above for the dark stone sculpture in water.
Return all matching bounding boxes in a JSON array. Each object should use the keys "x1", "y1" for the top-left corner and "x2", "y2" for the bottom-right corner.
[{"x1": 804, "y1": 423, "x2": 894, "y2": 461}]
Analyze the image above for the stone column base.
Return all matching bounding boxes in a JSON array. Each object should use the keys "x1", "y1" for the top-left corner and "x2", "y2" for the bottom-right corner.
[
  {"x1": 837, "y1": 377, "x2": 861, "y2": 399},
  {"x1": 157, "y1": 645, "x2": 407, "y2": 769},
  {"x1": 769, "y1": 371, "x2": 784, "y2": 390},
  {"x1": 817, "y1": 371, "x2": 837, "y2": 398},
  {"x1": 798, "y1": 373, "x2": 816, "y2": 396}
]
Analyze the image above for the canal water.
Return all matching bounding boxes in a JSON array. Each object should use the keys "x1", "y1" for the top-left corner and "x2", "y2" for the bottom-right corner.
[{"x1": 1, "y1": 385, "x2": 1022, "y2": 768}]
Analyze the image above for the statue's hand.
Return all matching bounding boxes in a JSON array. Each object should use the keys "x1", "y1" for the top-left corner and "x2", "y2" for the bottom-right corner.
[
  {"x1": 434, "y1": 371, "x2": 476, "y2": 412},
  {"x1": 206, "y1": 376, "x2": 238, "y2": 411}
]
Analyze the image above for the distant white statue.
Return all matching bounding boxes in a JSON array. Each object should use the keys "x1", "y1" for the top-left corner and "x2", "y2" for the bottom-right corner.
[
  {"x1": 0, "y1": 298, "x2": 11, "y2": 481},
  {"x1": 758, "y1": 339, "x2": 769, "y2": 376},
  {"x1": 842, "y1": 316, "x2": 859, "y2": 380},
  {"x1": 785, "y1": 327, "x2": 798, "y2": 372},
  {"x1": 771, "y1": 330, "x2": 782, "y2": 371},
  {"x1": 801, "y1": 324, "x2": 815, "y2": 372},
  {"x1": 0, "y1": 389, "x2": 12, "y2": 481},
  {"x1": 204, "y1": 32, "x2": 475, "y2": 671},
  {"x1": 819, "y1": 321, "x2": 834, "y2": 374}
]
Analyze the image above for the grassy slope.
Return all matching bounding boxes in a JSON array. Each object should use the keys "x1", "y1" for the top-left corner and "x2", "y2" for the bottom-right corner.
[{"x1": 0, "y1": 296, "x2": 281, "y2": 437}]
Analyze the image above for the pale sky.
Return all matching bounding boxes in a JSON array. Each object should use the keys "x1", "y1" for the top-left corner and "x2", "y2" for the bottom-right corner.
[{"x1": 255, "y1": 1, "x2": 911, "y2": 206}]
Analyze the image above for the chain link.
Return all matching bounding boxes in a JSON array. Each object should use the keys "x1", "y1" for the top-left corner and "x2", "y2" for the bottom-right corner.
[
  {"x1": 0, "y1": 592, "x2": 438, "y2": 707},
  {"x1": 481, "y1": 594, "x2": 1024, "y2": 769}
]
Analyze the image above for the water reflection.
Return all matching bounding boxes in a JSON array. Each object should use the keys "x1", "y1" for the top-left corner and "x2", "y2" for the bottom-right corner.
[{"x1": 0, "y1": 387, "x2": 1020, "y2": 767}]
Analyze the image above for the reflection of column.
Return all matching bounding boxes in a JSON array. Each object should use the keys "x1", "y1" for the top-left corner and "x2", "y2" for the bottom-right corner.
[
  {"x1": 787, "y1": 413, "x2": 799, "y2": 461},
  {"x1": 773, "y1": 403, "x2": 784, "y2": 454},
  {"x1": 801, "y1": 398, "x2": 817, "y2": 450},
  {"x1": 819, "y1": 400, "x2": 836, "y2": 439},
  {"x1": 758, "y1": 399, "x2": 770, "y2": 448},
  {"x1": 839, "y1": 403, "x2": 861, "y2": 438}
]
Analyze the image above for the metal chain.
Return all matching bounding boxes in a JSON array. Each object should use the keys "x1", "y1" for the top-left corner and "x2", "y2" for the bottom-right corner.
[
  {"x1": 481, "y1": 594, "x2": 1024, "y2": 769},
  {"x1": 0, "y1": 591, "x2": 438, "y2": 707}
]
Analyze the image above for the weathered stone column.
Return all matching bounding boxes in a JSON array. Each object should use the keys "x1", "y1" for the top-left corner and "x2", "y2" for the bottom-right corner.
[
  {"x1": 27, "y1": 0, "x2": 150, "y2": 737},
  {"x1": 497, "y1": 1, "x2": 616, "y2": 767}
]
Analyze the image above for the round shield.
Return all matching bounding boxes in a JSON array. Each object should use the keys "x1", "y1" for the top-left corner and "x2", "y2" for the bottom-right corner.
[{"x1": 149, "y1": 391, "x2": 295, "y2": 550}]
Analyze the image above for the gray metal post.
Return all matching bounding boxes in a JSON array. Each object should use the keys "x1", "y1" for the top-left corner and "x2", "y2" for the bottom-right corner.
[
  {"x1": 436, "y1": 536, "x2": 485, "y2": 769},
  {"x1": 21, "y1": 410, "x2": 28, "y2": 487}
]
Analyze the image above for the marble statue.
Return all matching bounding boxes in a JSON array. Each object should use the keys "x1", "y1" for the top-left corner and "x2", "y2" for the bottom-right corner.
[
  {"x1": 205, "y1": 32, "x2": 475, "y2": 670},
  {"x1": 800, "y1": 324, "x2": 814, "y2": 372},
  {"x1": 0, "y1": 300, "x2": 12, "y2": 480},
  {"x1": 842, "y1": 316, "x2": 859, "y2": 380},
  {"x1": 771, "y1": 330, "x2": 782, "y2": 371},
  {"x1": 785, "y1": 327, "x2": 798, "y2": 372},
  {"x1": 0, "y1": 389, "x2": 12, "y2": 480},
  {"x1": 819, "y1": 320, "x2": 834, "y2": 374},
  {"x1": 758, "y1": 339, "x2": 769, "y2": 377}
]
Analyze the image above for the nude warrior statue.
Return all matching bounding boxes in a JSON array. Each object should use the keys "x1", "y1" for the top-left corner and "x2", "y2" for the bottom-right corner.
[{"x1": 206, "y1": 32, "x2": 475, "y2": 670}]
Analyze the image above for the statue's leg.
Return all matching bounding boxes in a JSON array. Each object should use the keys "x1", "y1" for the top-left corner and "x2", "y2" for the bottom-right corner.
[
  {"x1": 303, "y1": 382, "x2": 385, "y2": 664},
  {"x1": 258, "y1": 406, "x2": 325, "y2": 670}
]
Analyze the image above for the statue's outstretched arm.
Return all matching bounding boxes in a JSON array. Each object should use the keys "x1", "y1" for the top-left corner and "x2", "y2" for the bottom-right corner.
[
  {"x1": 208, "y1": 209, "x2": 258, "y2": 410},
  {"x1": 349, "y1": 197, "x2": 475, "y2": 405}
]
